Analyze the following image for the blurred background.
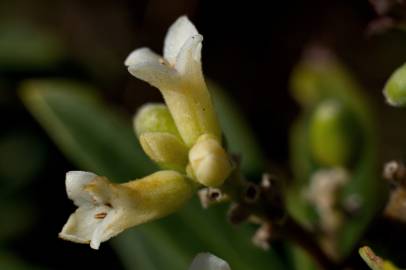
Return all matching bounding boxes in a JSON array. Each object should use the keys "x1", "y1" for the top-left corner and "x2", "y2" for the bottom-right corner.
[{"x1": 1, "y1": 0, "x2": 406, "y2": 269}]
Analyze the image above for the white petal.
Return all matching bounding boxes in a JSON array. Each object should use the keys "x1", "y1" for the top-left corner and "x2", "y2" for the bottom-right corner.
[
  {"x1": 164, "y1": 16, "x2": 198, "y2": 65},
  {"x1": 175, "y1": 34, "x2": 203, "y2": 77},
  {"x1": 128, "y1": 61, "x2": 179, "y2": 90},
  {"x1": 66, "y1": 171, "x2": 97, "y2": 206},
  {"x1": 60, "y1": 175, "x2": 122, "y2": 250},
  {"x1": 59, "y1": 204, "x2": 110, "y2": 247},
  {"x1": 124, "y1": 47, "x2": 164, "y2": 67},
  {"x1": 189, "y1": 253, "x2": 231, "y2": 270},
  {"x1": 90, "y1": 208, "x2": 124, "y2": 249}
]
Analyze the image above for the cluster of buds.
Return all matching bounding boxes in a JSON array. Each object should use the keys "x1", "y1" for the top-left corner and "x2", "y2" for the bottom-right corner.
[{"x1": 59, "y1": 16, "x2": 232, "y2": 249}]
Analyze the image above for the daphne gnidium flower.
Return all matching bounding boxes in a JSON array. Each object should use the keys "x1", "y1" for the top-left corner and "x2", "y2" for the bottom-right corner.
[
  {"x1": 128, "y1": 16, "x2": 232, "y2": 187},
  {"x1": 59, "y1": 170, "x2": 194, "y2": 249},
  {"x1": 125, "y1": 16, "x2": 220, "y2": 147},
  {"x1": 60, "y1": 15, "x2": 232, "y2": 250}
]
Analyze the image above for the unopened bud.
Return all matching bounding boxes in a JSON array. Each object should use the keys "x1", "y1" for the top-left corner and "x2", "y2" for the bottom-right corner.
[
  {"x1": 139, "y1": 132, "x2": 188, "y2": 171},
  {"x1": 188, "y1": 134, "x2": 232, "y2": 187},
  {"x1": 134, "y1": 103, "x2": 180, "y2": 138},
  {"x1": 384, "y1": 62, "x2": 406, "y2": 107},
  {"x1": 309, "y1": 99, "x2": 360, "y2": 167}
]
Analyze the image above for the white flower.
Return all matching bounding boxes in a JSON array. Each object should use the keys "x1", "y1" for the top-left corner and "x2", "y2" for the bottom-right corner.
[
  {"x1": 125, "y1": 16, "x2": 221, "y2": 147},
  {"x1": 189, "y1": 253, "x2": 231, "y2": 270},
  {"x1": 59, "y1": 170, "x2": 194, "y2": 249}
]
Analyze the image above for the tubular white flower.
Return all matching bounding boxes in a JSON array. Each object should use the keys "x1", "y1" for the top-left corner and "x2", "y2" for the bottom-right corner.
[
  {"x1": 189, "y1": 253, "x2": 231, "y2": 270},
  {"x1": 59, "y1": 170, "x2": 194, "y2": 249},
  {"x1": 125, "y1": 16, "x2": 221, "y2": 147}
]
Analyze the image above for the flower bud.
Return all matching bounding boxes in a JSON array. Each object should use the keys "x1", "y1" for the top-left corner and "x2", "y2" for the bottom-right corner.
[
  {"x1": 139, "y1": 132, "x2": 188, "y2": 171},
  {"x1": 133, "y1": 103, "x2": 180, "y2": 138},
  {"x1": 188, "y1": 134, "x2": 232, "y2": 187},
  {"x1": 384, "y1": 62, "x2": 406, "y2": 107},
  {"x1": 309, "y1": 100, "x2": 361, "y2": 167}
]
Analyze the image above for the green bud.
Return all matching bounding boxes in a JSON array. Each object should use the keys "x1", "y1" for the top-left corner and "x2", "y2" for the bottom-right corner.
[
  {"x1": 188, "y1": 134, "x2": 232, "y2": 187},
  {"x1": 139, "y1": 132, "x2": 189, "y2": 172},
  {"x1": 309, "y1": 100, "x2": 360, "y2": 167},
  {"x1": 384, "y1": 62, "x2": 406, "y2": 107},
  {"x1": 133, "y1": 103, "x2": 181, "y2": 138},
  {"x1": 290, "y1": 63, "x2": 321, "y2": 106}
]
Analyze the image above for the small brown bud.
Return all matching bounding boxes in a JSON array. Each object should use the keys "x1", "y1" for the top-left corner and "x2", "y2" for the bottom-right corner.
[
  {"x1": 383, "y1": 160, "x2": 406, "y2": 186},
  {"x1": 243, "y1": 183, "x2": 260, "y2": 204},
  {"x1": 252, "y1": 223, "x2": 272, "y2": 250},
  {"x1": 385, "y1": 187, "x2": 406, "y2": 223},
  {"x1": 198, "y1": 188, "x2": 225, "y2": 208}
]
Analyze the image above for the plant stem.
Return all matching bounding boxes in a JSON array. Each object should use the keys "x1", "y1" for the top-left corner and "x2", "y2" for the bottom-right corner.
[
  {"x1": 279, "y1": 217, "x2": 337, "y2": 270},
  {"x1": 220, "y1": 169, "x2": 338, "y2": 270}
]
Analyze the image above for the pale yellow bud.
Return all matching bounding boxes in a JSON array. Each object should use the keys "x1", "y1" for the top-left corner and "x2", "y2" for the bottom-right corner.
[
  {"x1": 133, "y1": 103, "x2": 180, "y2": 138},
  {"x1": 139, "y1": 132, "x2": 189, "y2": 171},
  {"x1": 188, "y1": 134, "x2": 232, "y2": 187}
]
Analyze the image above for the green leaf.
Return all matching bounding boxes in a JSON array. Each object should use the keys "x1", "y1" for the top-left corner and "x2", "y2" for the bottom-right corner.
[
  {"x1": 288, "y1": 52, "x2": 386, "y2": 259},
  {"x1": 0, "y1": 22, "x2": 64, "y2": 71},
  {"x1": 0, "y1": 252, "x2": 46, "y2": 270},
  {"x1": 286, "y1": 243, "x2": 317, "y2": 270},
  {"x1": 0, "y1": 132, "x2": 46, "y2": 191},
  {"x1": 21, "y1": 79, "x2": 287, "y2": 270},
  {"x1": 209, "y1": 81, "x2": 266, "y2": 178},
  {"x1": 20, "y1": 79, "x2": 156, "y2": 181},
  {"x1": 0, "y1": 199, "x2": 36, "y2": 242}
]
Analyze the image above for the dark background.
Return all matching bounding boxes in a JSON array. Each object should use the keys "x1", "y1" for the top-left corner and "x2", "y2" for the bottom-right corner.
[{"x1": 1, "y1": 0, "x2": 406, "y2": 269}]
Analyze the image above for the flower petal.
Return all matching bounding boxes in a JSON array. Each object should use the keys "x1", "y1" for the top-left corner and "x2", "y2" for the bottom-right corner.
[
  {"x1": 90, "y1": 208, "x2": 124, "y2": 249},
  {"x1": 189, "y1": 253, "x2": 231, "y2": 270},
  {"x1": 128, "y1": 61, "x2": 179, "y2": 90},
  {"x1": 66, "y1": 171, "x2": 97, "y2": 206},
  {"x1": 59, "y1": 204, "x2": 111, "y2": 246},
  {"x1": 124, "y1": 47, "x2": 163, "y2": 67},
  {"x1": 164, "y1": 15, "x2": 198, "y2": 65},
  {"x1": 175, "y1": 34, "x2": 203, "y2": 77}
]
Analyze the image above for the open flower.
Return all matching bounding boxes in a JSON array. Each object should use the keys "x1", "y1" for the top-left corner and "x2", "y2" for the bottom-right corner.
[
  {"x1": 125, "y1": 16, "x2": 221, "y2": 147},
  {"x1": 59, "y1": 170, "x2": 194, "y2": 249},
  {"x1": 189, "y1": 253, "x2": 231, "y2": 270},
  {"x1": 127, "y1": 16, "x2": 232, "y2": 187}
]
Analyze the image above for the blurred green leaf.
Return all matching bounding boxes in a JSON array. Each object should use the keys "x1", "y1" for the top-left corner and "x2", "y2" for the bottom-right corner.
[
  {"x1": 0, "y1": 22, "x2": 65, "y2": 71},
  {"x1": 287, "y1": 243, "x2": 317, "y2": 270},
  {"x1": 209, "y1": 81, "x2": 266, "y2": 178},
  {"x1": 21, "y1": 79, "x2": 287, "y2": 270},
  {"x1": 0, "y1": 132, "x2": 46, "y2": 191},
  {"x1": 0, "y1": 199, "x2": 36, "y2": 242},
  {"x1": 288, "y1": 51, "x2": 386, "y2": 259},
  {"x1": 0, "y1": 252, "x2": 45, "y2": 270},
  {"x1": 20, "y1": 80, "x2": 156, "y2": 181}
]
